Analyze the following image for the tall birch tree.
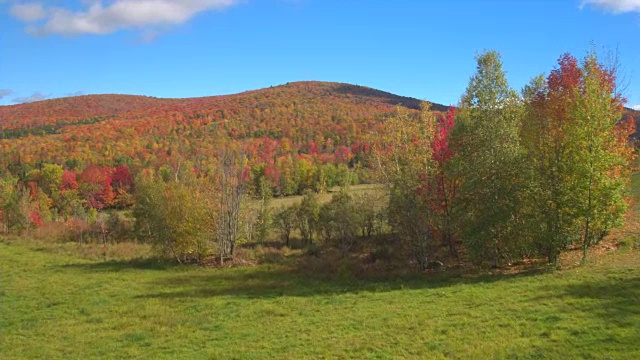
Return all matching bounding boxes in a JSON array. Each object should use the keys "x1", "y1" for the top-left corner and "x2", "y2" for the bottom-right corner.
[{"x1": 453, "y1": 50, "x2": 525, "y2": 267}]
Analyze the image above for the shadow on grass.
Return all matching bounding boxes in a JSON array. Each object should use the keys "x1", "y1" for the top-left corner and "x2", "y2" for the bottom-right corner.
[
  {"x1": 58, "y1": 257, "x2": 178, "y2": 272},
  {"x1": 537, "y1": 275, "x2": 640, "y2": 320},
  {"x1": 130, "y1": 265, "x2": 550, "y2": 300},
  {"x1": 55, "y1": 252, "x2": 553, "y2": 299},
  {"x1": 530, "y1": 274, "x2": 640, "y2": 350}
]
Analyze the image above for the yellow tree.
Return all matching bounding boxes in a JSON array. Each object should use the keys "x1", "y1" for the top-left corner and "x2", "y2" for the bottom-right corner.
[
  {"x1": 571, "y1": 51, "x2": 635, "y2": 262},
  {"x1": 372, "y1": 103, "x2": 438, "y2": 269}
]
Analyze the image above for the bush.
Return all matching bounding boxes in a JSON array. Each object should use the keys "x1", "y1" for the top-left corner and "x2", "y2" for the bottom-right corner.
[
  {"x1": 29, "y1": 221, "x2": 68, "y2": 243},
  {"x1": 274, "y1": 206, "x2": 296, "y2": 247},
  {"x1": 134, "y1": 173, "x2": 211, "y2": 263},
  {"x1": 254, "y1": 245, "x2": 287, "y2": 264},
  {"x1": 296, "y1": 192, "x2": 320, "y2": 246},
  {"x1": 105, "y1": 211, "x2": 135, "y2": 243},
  {"x1": 317, "y1": 191, "x2": 360, "y2": 252}
]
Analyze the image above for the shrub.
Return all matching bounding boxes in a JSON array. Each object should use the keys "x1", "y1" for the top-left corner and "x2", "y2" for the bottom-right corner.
[
  {"x1": 318, "y1": 191, "x2": 360, "y2": 252},
  {"x1": 134, "y1": 173, "x2": 211, "y2": 263}
]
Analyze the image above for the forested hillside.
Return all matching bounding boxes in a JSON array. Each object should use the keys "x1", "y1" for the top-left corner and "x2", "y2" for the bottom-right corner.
[
  {"x1": 0, "y1": 81, "x2": 443, "y2": 161},
  {"x1": 0, "y1": 82, "x2": 446, "y2": 194},
  {"x1": 624, "y1": 107, "x2": 640, "y2": 138}
]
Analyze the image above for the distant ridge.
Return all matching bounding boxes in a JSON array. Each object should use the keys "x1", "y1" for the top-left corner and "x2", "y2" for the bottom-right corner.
[{"x1": 0, "y1": 81, "x2": 448, "y2": 130}]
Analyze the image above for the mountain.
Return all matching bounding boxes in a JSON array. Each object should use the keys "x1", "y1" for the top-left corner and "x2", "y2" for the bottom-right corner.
[
  {"x1": 623, "y1": 107, "x2": 640, "y2": 138},
  {"x1": 0, "y1": 81, "x2": 447, "y2": 173},
  {"x1": 0, "y1": 81, "x2": 446, "y2": 131}
]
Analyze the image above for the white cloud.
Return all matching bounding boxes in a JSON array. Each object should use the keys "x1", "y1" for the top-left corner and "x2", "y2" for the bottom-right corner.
[
  {"x1": 10, "y1": 3, "x2": 46, "y2": 22},
  {"x1": 631, "y1": 104, "x2": 640, "y2": 111},
  {"x1": 581, "y1": 0, "x2": 640, "y2": 13},
  {"x1": 0, "y1": 89, "x2": 14, "y2": 100},
  {"x1": 12, "y1": 92, "x2": 51, "y2": 104},
  {"x1": 10, "y1": 0, "x2": 241, "y2": 36}
]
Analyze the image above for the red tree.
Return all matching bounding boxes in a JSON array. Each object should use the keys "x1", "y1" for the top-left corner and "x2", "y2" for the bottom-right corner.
[
  {"x1": 60, "y1": 170, "x2": 79, "y2": 191},
  {"x1": 111, "y1": 165, "x2": 133, "y2": 192},
  {"x1": 78, "y1": 165, "x2": 115, "y2": 209}
]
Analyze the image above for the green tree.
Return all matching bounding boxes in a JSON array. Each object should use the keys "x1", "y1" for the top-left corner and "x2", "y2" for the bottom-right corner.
[
  {"x1": 0, "y1": 175, "x2": 31, "y2": 232},
  {"x1": 254, "y1": 172, "x2": 273, "y2": 244},
  {"x1": 318, "y1": 190, "x2": 361, "y2": 252},
  {"x1": 40, "y1": 163, "x2": 64, "y2": 209},
  {"x1": 520, "y1": 55, "x2": 586, "y2": 267},
  {"x1": 571, "y1": 51, "x2": 634, "y2": 262},
  {"x1": 452, "y1": 50, "x2": 525, "y2": 267},
  {"x1": 133, "y1": 171, "x2": 211, "y2": 263},
  {"x1": 296, "y1": 191, "x2": 320, "y2": 246},
  {"x1": 274, "y1": 205, "x2": 296, "y2": 247},
  {"x1": 353, "y1": 193, "x2": 383, "y2": 238}
]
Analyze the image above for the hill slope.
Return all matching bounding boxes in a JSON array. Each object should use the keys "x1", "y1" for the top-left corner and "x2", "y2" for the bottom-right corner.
[
  {"x1": 623, "y1": 107, "x2": 640, "y2": 138},
  {"x1": 0, "y1": 81, "x2": 446, "y2": 130},
  {"x1": 0, "y1": 81, "x2": 446, "y2": 172}
]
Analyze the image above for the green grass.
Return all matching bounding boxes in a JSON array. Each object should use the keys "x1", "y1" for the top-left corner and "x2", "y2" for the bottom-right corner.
[{"x1": 1, "y1": 237, "x2": 639, "y2": 359}]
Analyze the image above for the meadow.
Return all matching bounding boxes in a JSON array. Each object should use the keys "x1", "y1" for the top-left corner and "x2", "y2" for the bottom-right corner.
[
  {"x1": 1, "y1": 231, "x2": 639, "y2": 359},
  {"x1": 268, "y1": 183, "x2": 388, "y2": 209}
]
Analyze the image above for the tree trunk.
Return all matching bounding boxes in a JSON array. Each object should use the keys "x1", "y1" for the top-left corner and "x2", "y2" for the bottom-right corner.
[{"x1": 583, "y1": 164, "x2": 594, "y2": 264}]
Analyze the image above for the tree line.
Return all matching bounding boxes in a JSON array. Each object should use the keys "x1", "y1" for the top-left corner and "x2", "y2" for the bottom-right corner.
[{"x1": 374, "y1": 49, "x2": 634, "y2": 268}]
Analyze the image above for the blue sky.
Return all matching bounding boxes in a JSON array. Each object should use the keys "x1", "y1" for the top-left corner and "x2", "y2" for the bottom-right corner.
[{"x1": 1, "y1": 0, "x2": 639, "y2": 109}]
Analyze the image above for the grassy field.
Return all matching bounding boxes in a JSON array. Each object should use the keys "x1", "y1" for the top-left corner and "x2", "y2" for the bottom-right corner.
[
  {"x1": 1, "y1": 235, "x2": 639, "y2": 359},
  {"x1": 268, "y1": 183, "x2": 388, "y2": 209}
]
